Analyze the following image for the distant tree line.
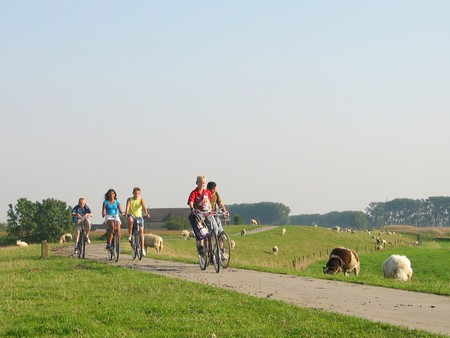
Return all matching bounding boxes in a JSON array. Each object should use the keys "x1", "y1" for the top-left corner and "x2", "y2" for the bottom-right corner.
[
  {"x1": 290, "y1": 196, "x2": 450, "y2": 229},
  {"x1": 228, "y1": 202, "x2": 290, "y2": 226}
]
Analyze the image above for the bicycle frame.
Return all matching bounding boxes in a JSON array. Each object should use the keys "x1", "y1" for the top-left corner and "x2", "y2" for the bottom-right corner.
[
  {"x1": 131, "y1": 217, "x2": 144, "y2": 260},
  {"x1": 193, "y1": 210, "x2": 220, "y2": 273},
  {"x1": 107, "y1": 219, "x2": 120, "y2": 262}
]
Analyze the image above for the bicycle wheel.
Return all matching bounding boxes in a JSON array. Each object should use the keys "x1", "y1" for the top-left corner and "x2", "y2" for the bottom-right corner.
[
  {"x1": 114, "y1": 231, "x2": 120, "y2": 262},
  {"x1": 76, "y1": 237, "x2": 82, "y2": 259},
  {"x1": 137, "y1": 232, "x2": 143, "y2": 260},
  {"x1": 219, "y1": 231, "x2": 231, "y2": 268},
  {"x1": 131, "y1": 232, "x2": 137, "y2": 260},
  {"x1": 198, "y1": 240, "x2": 207, "y2": 270},
  {"x1": 211, "y1": 231, "x2": 220, "y2": 273},
  {"x1": 80, "y1": 231, "x2": 86, "y2": 259}
]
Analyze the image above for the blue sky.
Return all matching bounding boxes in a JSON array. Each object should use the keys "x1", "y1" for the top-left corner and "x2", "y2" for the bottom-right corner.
[{"x1": 1, "y1": 1, "x2": 449, "y2": 224}]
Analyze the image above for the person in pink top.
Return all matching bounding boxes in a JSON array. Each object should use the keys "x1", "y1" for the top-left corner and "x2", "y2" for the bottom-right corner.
[{"x1": 187, "y1": 175, "x2": 213, "y2": 254}]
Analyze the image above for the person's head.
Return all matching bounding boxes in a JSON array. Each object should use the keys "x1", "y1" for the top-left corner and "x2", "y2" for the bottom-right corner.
[
  {"x1": 196, "y1": 175, "x2": 206, "y2": 189},
  {"x1": 207, "y1": 181, "x2": 217, "y2": 192},
  {"x1": 105, "y1": 189, "x2": 117, "y2": 200},
  {"x1": 78, "y1": 197, "x2": 86, "y2": 207},
  {"x1": 132, "y1": 187, "x2": 141, "y2": 198}
]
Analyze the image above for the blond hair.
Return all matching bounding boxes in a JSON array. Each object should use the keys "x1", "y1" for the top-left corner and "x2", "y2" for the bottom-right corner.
[{"x1": 196, "y1": 175, "x2": 206, "y2": 184}]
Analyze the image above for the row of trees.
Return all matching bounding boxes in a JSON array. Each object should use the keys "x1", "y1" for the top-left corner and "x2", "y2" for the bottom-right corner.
[
  {"x1": 228, "y1": 202, "x2": 291, "y2": 225},
  {"x1": 290, "y1": 197, "x2": 450, "y2": 229},
  {"x1": 6, "y1": 198, "x2": 72, "y2": 244}
]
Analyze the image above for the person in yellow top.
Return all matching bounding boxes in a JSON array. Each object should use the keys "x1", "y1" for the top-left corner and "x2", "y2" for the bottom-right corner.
[{"x1": 125, "y1": 187, "x2": 150, "y2": 254}]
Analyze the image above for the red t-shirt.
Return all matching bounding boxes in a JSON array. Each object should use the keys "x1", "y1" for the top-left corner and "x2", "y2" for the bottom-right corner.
[{"x1": 188, "y1": 188, "x2": 212, "y2": 211}]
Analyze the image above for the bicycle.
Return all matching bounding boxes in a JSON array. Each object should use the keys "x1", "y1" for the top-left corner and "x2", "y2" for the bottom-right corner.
[
  {"x1": 213, "y1": 210, "x2": 232, "y2": 269},
  {"x1": 107, "y1": 219, "x2": 120, "y2": 262},
  {"x1": 130, "y1": 216, "x2": 146, "y2": 260},
  {"x1": 75, "y1": 216, "x2": 90, "y2": 259},
  {"x1": 193, "y1": 210, "x2": 220, "y2": 273}
]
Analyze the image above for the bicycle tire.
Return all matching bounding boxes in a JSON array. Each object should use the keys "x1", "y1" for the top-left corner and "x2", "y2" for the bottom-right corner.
[
  {"x1": 114, "y1": 231, "x2": 120, "y2": 262},
  {"x1": 198, "y1": 239, "x2": 208, "y2": 270},
  {"x1": 137, "y1": 232, "x2": 143, "y2": 260},
  {"x1": 219, "y1": 231, "x2": 231, "y2": 268},
  {"x1": 211, "y1": 231, "x2": 220, "y2": 273},
  {"x1": 131, "y1": 231, "x2": 137, "y2": 260},
  {"x1": 76, "y1": 237, "x2": 82, "y2": 259},
  {"x1": 81, "y1": 231, "x2": 86, "y2": 259}
]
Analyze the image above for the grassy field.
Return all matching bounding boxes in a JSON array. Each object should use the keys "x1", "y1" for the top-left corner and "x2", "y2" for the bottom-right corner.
[
  {"x1": 0, "y1": 245, "x2": 445, "y2": 337},
  {"x1": 128, "y1": 225, "x2": 450, "y2": 296}
]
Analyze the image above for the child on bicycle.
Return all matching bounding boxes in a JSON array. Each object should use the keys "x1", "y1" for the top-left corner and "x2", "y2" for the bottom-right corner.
[
  {"x1": 207, "y1": 181, "x2": 230, "y2": 260},
  {"x1": 187, "y1": 175, "x2": 213, "y2": 254},
  {"x1": 102, "y1": 188, "x2": 124, "y2": 250},
  {"x1": 125, "y1": 187, "x2": 150, "y2": 255},
  {"x1": 72, "y1": 197, "x2": 93, "y2": 253}
]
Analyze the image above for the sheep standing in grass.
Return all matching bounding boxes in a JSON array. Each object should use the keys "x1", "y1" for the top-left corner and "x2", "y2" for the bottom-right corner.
[
  {"x1": 383, "y1": 255, "x2": 413, "y2": 281},
  {"x1": 282, "y1": 228, "x2": 286, "y2": 235},
  {"x1": 16, "y1": 240, "x2": 28, "y2": 247},
  {"x1": 144, "y1": 234, "x2": 163, "y2": 254},
  {"x1": 189, "y1": 230, "x2": 195, "y2": 238},
  {"x1": 230, "y1": 240, "x2": 236, "y2": 250},
  {"x1": 272, "y1": 246, "x2": 279, "y2": 255},
  {"x1": 181, "y1": 230, "x2": 190, "y2": 240},
  {"x1": 241, "y1": 229, "x2": 246, "y2": 236}
]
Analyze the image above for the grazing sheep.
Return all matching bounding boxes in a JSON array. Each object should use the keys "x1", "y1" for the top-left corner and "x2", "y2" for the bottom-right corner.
[
  {"x1": 181, "y1": 230, "x2": 190, "y2": 240},
  {"x1": 16, "y1": 240, "x2": 28, "y2": 247},
  {"x1": 251, "y1": 219, "x2": 259, "y2": 225},
  {"x1": 272, "y1": 246, "x2": 279, "y2": 255},
  {"x1": 323, "y1": 247, "x2": 360, "y2": 276},
  {"x1": 230, "y1": 240, "x2": 236, "y2": 250},
  {"x1": 59, "y1": 233, "x2": 73, "y2": 243},
  {"x1": 332, "y1": 226, "x2": 340, "y2": 232},
  {"x1": 144, "y1": 234, "x2": 163, "y2": 254},
  {"x1": 282, "y1": 228, "x2": 286, "y2": 235},
  {"x1": 240, "y1": 229, "x2": 246, "y2": 236},
  {"x1": 189, "y1": 230, "x2": 195, "y2": 238},
  {"x1": 383, "y1": 255, "x2": 413, "y2": 281}
]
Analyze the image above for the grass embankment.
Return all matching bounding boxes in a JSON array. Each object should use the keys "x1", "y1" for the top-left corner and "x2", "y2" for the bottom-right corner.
[
  {"x1": 138, "y1": 225, "x2": 450, "y2": 296},
  {"x1": 0, "y1": 245, "x2": 444, "y2": 337}
]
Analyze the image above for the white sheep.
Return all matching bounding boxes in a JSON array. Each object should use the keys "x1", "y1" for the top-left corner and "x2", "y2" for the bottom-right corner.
[
  {"x1": 144, "y1": 234, "x2": 164, "y2": 254},
  {"x1": 383, "y1": 255, "x2": 413, "y2": 281},
  {"x1": 241, "y1": 229, "x2": 246, "y2": 236},
  {"x1": 189, "y1": 230, "x2": 195, "y2": 238},
  {"x1": 272, "y1": 246, "x2": 279, "y2": 255},
  {"x1": 181, "y1": 230, "x2": 190, "y2": 240},
  {"x1": 16, "y1": 240, "x2": 28, "y2": 247},
  {"x1": 251, "y1": 219, "x2": 259, "y2": 225},
  {"x1": 332, "y1": 226, "x2": 340, "y2": 232},
  {"x1": 59, "y1": 233, "x2": 73, "y2": 243},
  {"x1": 230, "y1": 240, "x2": 236, "y2": 250},
  {"x1": 282, "y1": 228, "x2": 286, "y2": 235}
]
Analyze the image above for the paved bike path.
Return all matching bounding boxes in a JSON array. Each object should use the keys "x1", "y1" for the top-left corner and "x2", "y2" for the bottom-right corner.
[{"x1": 63, "y1": 244, "x2": 450, "y2": 336}]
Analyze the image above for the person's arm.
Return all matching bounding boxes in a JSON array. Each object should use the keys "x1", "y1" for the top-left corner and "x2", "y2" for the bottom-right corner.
[
  {"x1": 101, "y1": 201, "x2": 106, "y2": 218},
  {"x1": 85, "y1": 206, "x2": 93, "y2": 218},
  {"x1": 72, "y1": 206, "x2": 79, "y2": 218},
  {"x1": 141, "y1": 198, "x2": 150, "y2": 218},
  {"x1": 125, "y1": 198, "x2": 131, "y2": 216},
  {"x1": 118, "y1": 202, "x2": 124, "y2": 215}
]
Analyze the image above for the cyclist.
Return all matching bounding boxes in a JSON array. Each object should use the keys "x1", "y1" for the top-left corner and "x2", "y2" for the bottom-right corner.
[
  {"x1": 207, "y1": 181, "x2": 230, "y2": 260},
  {"x1": 125, "y1": 187, "x2": 150, "y2": 255},
  {"x1": 187, "y1": 175, "x2": 213, "y2": 254},
  {"x1": 102, "y1": 188, "x2": 124, "y2": 250},
  {"x1": 72, "y1": 197, "x2": 93, "y2": 253}
]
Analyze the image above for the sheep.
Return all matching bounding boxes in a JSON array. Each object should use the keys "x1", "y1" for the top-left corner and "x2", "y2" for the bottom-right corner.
[
  {"x1": 181, "y1": 230, "x2": 190, "y2": 240},
  {"x1": 230, "y1": 240, "x2": 236, "y2": 250},
  {"x1": 189, "y1": 230, "x2": 195, "y2": 238},
  {"x1": 272, "y1": 246, "x2": 279, "y2": 255},
  {"x1": 282, "y1": 228, "x2": 286, "y2": 235},
  {"x1": 383, "y1": 255, "x2": 413, "y2": 281},
  {"x1": 59, "y1": 233, "x2": 73, "y2": 243},
  {"x1": 332, "y1": 226, "x2": 340, "y2": 232},
  {"x1": 16, "y1": 240, "x2": 28, "y2": 247},
  {"x1": 251, "y1": 219, "x2": 259, "y2": 225},
  {"x1": 241, "y1": 229, "x2": 246, "y2": 236},
  {"x1": 144, "y1": 234, "x2": 163, "y2": 254}
]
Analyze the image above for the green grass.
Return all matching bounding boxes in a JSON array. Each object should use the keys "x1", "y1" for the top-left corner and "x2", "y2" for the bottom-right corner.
[
  {"x1": 139, "y1": 226, "x2": 450, "y2": 296},
  {"x1": 0, "y1": 245, "x2": 444, "y2": 337}
]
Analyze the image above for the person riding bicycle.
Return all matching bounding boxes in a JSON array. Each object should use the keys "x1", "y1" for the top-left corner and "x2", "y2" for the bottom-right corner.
[
  {"x1": 102, "y1": 188, "x2": 124, "y2": 250},
  {"x1": 125, "y1": 187, "x2": 150, "y2": 255},
  {"x1": 187, "y1": 175, "x2": 213, "y2": 255},
  {"x1": 72, "y1": 197, "x2": 93, "y2": 253},
  {"x1": 207, "y1": 181, "x2": 230, "y2": 260}
]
